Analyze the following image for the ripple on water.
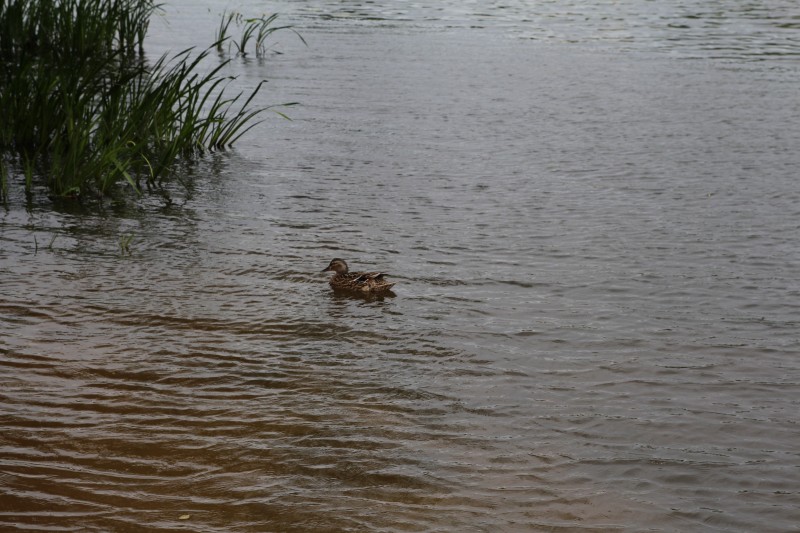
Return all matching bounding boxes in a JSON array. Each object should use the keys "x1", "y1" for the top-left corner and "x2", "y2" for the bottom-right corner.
[{"x1": 3, "y1": 1, "x2": 800, "y2": 530}]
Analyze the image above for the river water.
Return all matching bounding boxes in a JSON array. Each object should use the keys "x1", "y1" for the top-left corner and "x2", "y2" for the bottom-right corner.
[{"x1": 2, "y1": 1, "x2": 799, "y2": 531}]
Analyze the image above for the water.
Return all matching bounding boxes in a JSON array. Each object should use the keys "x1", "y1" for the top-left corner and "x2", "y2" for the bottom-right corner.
[{"x1": 2, "y1": 1, "x2": 800, "y2": 531}]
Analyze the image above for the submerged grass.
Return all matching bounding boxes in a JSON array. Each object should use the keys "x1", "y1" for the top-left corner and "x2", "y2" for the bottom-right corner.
[{"x1": 0, "y1": 0, "x2": 282, "y2": 202}]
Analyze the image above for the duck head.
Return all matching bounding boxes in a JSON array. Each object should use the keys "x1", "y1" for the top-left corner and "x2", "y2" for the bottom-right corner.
[{"x1": 322, "y1": 258, "x2": 349, "y2": 274}]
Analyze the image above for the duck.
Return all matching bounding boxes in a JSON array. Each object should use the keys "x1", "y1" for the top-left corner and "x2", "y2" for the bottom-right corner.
[{"x1": 321, "y1": 258, "x2": 396, "y2": 294}]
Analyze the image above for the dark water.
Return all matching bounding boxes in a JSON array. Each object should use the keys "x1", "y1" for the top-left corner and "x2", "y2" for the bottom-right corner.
[{"x1": 2, "y1": 1, "x2": 800, "y2": 531}]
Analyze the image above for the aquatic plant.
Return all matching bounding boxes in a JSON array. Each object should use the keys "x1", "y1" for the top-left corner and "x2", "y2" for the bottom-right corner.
[
  {"x1": 0, "y1": 0, "x2": 155, "y2": 61},
  {"x1": 216, "y1": 11, "x2": 306, "y2": 58},
  {"x1": 0, "y1": 158, "x2": 8, "y2": 202},
  {"x1": 119, "y1": 233, "x2": 134, "y2": 255},
  {"x1": 0, "y1": 0, "x2": 277, "y2": 201}
]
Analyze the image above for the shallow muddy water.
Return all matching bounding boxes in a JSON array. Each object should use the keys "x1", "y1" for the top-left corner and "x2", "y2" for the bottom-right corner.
[{"x1": 2, "y1": 1, "x2": 800, "y2": 531}]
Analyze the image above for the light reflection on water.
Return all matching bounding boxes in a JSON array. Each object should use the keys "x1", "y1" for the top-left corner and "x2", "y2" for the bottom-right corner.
[
  {"x1": 274, "y1": 0, "x2": 800, "y2": 60},
  {"x1": 2, "y1": 1, "x2": 800, "y2": 531}
]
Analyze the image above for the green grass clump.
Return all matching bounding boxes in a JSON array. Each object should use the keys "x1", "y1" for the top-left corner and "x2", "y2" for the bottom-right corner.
[
  {"x1": 0, "y1": 0, "x2": 275, "y2": 201},
  {"x1": 216, "y1": 11, "x2": 306, "y2": 58}
]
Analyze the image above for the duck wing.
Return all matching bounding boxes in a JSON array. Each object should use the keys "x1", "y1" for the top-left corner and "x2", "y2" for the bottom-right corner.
[{"x1": 354, "y1": 271, "x2": 387, "y2": 283}]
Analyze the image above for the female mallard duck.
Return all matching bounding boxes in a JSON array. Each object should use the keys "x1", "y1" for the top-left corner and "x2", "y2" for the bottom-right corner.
[{"x1": 321, "y1": 258, "x2": 395, "y2": 294}]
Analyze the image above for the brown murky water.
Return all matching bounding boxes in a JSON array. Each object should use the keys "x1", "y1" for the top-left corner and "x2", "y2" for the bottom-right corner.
[{"x1": 2, "y1": 1, "x2": 800, "y2": 531}]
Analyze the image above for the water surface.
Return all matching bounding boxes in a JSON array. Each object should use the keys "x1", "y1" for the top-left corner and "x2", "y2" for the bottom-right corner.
[{"x1": 2, "y1": 0, "x2": 799, "y2": 531}]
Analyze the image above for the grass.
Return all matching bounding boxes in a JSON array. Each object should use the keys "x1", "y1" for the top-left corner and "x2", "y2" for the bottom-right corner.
[
  {"x1": 0, "y1": 0, "x2": 288, "y2": 202},
  {"x1": 216, "y1": 11, "x2": 306, "y2": 58},
  {"x1": 119, "y1": 233, "x2": 134, "y2": 255}
]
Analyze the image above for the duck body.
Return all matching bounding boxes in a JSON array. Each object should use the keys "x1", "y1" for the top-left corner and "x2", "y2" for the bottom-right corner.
[{"x1": 322, "y1": 258, "x2": 396, "y2": 294}]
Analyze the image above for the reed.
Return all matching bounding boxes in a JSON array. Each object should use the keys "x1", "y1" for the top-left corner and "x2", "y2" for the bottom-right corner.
[
  {"x1": 119, "y1": 233, "x2": 134, "y2": 255},
  {"x1": 0, "y1": 0, "x2": 276, "y2": 200},
  {"x1": 216, "y1": 11, "x2": 306, "y2": 58},
  {"x1": 0, "y1": 159, "x2": 8, "y2": 202}
]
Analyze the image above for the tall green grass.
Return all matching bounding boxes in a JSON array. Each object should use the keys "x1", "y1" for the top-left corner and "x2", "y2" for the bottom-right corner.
[
  {"x1": 216, "y1": 11, "x2": 306, "y2": 58},
  {"x1": 0, "y1": 0, "x2": 280, "y2": 202}
]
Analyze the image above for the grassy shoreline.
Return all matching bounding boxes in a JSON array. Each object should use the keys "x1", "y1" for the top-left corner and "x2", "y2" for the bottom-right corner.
[{"x1": 0, "y1": 0, "x2": 272, "y2": 203}]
